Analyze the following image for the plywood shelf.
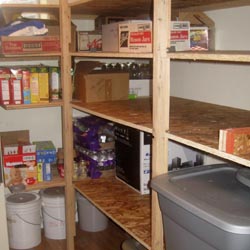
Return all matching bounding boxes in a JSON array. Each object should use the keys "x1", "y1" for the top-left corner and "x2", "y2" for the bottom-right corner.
[
  {"x1": 72, "y1": 97, "x2": 250, "y2": 166},
  {"x1": 169, "y1": 50, "x2": 250, "y2": 63},
  {"x1": 69, "y1": 0, "x2": 250, "y2": 16},
  {"x1": 169, "y1": 97, "x2": 250, "y2": 166},
  {"x1": 0, "y1": 54, "x2": 61, "y2": 61},
  {"x1": 1, "y1": 100, "x2": 63, "y2": 110},
  {"x1": 24, "y1": 175, "x2": 65, "y2": 192},
  {"x1": 71, "y1": 98, "x2": 153, "y2": 134},
  {"x1": 74, "y1": 174, "x2": 151, "y2": 250},
  {"x1": 71, "y1": 52, "x2": 153, "y2": 59}
]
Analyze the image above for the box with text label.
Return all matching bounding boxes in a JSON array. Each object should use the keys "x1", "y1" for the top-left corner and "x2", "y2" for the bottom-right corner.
[{"x1": 102, "y1": 20, "x2": 152, "y2": 53}]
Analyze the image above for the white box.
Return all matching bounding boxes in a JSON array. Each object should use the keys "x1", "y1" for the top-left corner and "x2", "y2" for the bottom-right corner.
[
  {"x1": 170, "y1": 21, "x2": 190, "y2": 51},
  {"x1": 102, "y1": 20, "x2": 152, "y2": 53},
  {"x1": 77, "y1": 31, "x2": 102, "y2": 51},
  {"x1": 102, "y1": 22, "x2": 119, "y2": 52},
  {"x1": 119, "y1": 21, "x2": 152, "y2": 53},
  {"x1": 140, "y1": 131, "x2": 151, "y2": 195}
]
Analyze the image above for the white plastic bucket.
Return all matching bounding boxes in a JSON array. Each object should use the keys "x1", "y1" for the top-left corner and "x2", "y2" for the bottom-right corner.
[
  {"x1": 6, "y1": 192, "x2": 41, "y2": 249},
  {"x1": 41, "y1": 187, "x2": 66, "y2": 239},
  {"x1": 76, "y1": 192, "x2": 108, "y2": 232}
]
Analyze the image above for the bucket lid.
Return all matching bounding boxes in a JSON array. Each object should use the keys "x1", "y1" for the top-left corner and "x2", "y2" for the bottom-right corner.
[
  {"x1": 42, "y1": 186, "x2": 65, "y2": 199},
  {"x1": 6, "y1": 192, "x2": 40, "y2": 205}
]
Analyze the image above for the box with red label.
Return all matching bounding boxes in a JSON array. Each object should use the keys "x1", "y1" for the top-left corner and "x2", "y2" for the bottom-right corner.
[
  {"x1": 0, "y1": 35, "x2": 60, "y2": 55},
  {"x1": 77, "y1": 31, "x2": 102, "y2": 51},
  {"x1": 170, "y1": 21, "x2": 190, "y2": 51},
  {"x1": 0, "y1": 130, "x2": 37, "y2": 186},
  {"x1": 119, "y1": 21, "x2": 152, "y2": 53},
  {"x1": 9, "y1": 68, "x2": 23, "y2": 105},
  {"x1": 0, "y1": 68, "x2": 11, "y2": 105},
  {"x1": 102, "y1": 20, "x2": 152, "y2": 53}
]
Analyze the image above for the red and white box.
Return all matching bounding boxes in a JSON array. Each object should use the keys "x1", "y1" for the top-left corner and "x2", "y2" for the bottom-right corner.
[
  {"x1": 0, "y1": 68, "x2": 11, "y2": 105},
  {"x1": 102, "y1": 20, "x2": 152, "y2": 53},
  {"x1": 1, "y1": 130, "x2": 37, "y2": 186},
  {"x1": 119, "y1": 21, "x2": 152, "y2": 53},
  {"x1": 9, "y1": 68, "x2": 23, "y2": 105},
  {"x1": 0, "y1": 36, "x2": 60, "y2": 55},
  {"x1": 170, "y1": 21, "x2": 190, "y2": 51},
  {"x1": 77, "y1": 31, "x2": 102, "y2": 51}
]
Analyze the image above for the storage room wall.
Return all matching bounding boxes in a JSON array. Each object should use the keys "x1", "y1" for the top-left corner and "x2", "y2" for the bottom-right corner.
[{"x1": 171, "y1": 6, "x2": 250, "y2": 111}]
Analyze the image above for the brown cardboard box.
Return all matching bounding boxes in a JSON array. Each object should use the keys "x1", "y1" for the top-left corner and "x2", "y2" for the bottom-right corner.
[
  {"x1": 73, "y1": 61, "x2": 129, "y2": 103},
  {"x1": 0, "y1": 130, "x2": 37, "y2": 186}
]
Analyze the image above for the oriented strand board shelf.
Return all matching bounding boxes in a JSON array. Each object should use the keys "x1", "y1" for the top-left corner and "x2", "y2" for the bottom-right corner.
[
  {"x1": 25, "y1": 175, "x2": 65, "y2": 191},
  {"x1": 74, "y1": 174, "x2": 151, "y2": 250},
  {"x1": 71, "y1": 52, "x2": 153, "y2": 59},
  {"x1": 72, "y1": 97, "x2": 250, "y2": 165},
  {"x1": 72, "y1": 98, "x2": 153, "y2": 134},
  {"x1": 169, "y1": 97, "x2": 250, "y2": 165},
  {"x1": 169, "y1": 50, "x2": 250, "y2": 62},
  {"x1": 0, "y1": 54, "x2": 61, "y2": 61},
  {"x1": 69, "y1": 0, "x2": 250, "y2": 16},
  {"x1": 1, "y1": 100, "x2": 63, "y2": 110}
]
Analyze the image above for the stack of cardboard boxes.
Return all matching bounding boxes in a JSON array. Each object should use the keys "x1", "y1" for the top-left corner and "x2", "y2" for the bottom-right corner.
[{"x1": 0, "y1": 130, "x2": 57, "y2": 187}]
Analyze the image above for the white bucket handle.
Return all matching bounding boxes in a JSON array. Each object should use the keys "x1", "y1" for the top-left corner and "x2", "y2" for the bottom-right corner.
[
  {"x1": 42, "y1": 207, "x2": 65, "y2": 223},
  {"x1": 7, "y1": 213, "x2": 41, "y2": 226}
]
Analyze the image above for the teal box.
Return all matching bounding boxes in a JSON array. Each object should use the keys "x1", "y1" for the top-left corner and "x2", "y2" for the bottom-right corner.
[{"x1": 33, "y1": 141, "x2": 56, "y2": 163}]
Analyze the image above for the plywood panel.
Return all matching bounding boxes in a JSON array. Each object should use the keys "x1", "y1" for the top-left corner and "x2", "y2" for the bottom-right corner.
[
  {"x1": 74, "y1": 174, "x2": 151, "y2": 249},
  {"x1": 69, "y1": 0, "x2": 250, "y2": 16}
]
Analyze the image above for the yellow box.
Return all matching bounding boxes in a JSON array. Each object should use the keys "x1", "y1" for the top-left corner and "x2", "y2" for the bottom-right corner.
[
  {"x1": 30, "y1": 67, "x2": 40, "y2": 103},
  {"x1": 38, "y1": 66, "x2": 49, "y2": 103}
]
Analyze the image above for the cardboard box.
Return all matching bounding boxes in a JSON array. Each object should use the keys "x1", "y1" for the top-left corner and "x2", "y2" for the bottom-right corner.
[
  {"x1": 190, "y1": 26, "x2": 209, "y2": 50},
  {"x1": 38, "y1": 66, "x2": 49, "y2": 103},
  {"x1": 0, "y1": 35, "x2": 60, "y2": 55},
  {"x1": 102, "y1": 22, "x2": 119, "y2": 52},
  {"x1": 49, "y1": 66, "x2": 60, "y2": 101},
  {"x1": 119, "y1": 21, "x2": 152, "y2": 53},
  {"x1": 77, "y1": 31, "x2": 102, "y2": 51},
  {"x1": 33, "y1": 140, "x2": 56, "y2": 163},
  {"x1": 30, "y1": 67, "x2": 40, "y2": 103},
  {"x1": 74, "y1": 61, "x2": 129, "y2": 103},
  {"x1": 47, "y1": 23, "x2": 76, "y2": 52},
  {"x1": 0, "y1": 130, "x2": 37, "y2": 186},
  {"x1": 170, "y1": 21, "x2": 190, "y2": 51},
  {"x1": 0, "y1": 68, "x2": 11, "y2": 105},
  {"x1": 178, "y1": 11, "x2": 215, "y2": 50},
  {"x1": 9, "y1": 68, "x2": 23, "y2": 105},
  {"x1": 102, "y1": 20, "x2": 152, "y2": 53},
  {"x1": 22, "y1": 69, "x2": 31, "y2": 104}
]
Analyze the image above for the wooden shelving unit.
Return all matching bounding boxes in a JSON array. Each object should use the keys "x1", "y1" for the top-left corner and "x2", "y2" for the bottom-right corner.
[
  {"x1": 2, "y1": 1, "x2": 250, "y2": 250},
  {"x1": 0, "y1": 4, "x2": 66, "y2": 250},
  {"x1": 63, "y1": 1, "x2": 250, "y2": 250}
]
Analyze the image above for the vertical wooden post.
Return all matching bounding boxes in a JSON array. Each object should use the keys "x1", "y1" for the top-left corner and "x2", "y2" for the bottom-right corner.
[
  {"x1": 152, "y1": 0, "x2": 171, "y2": 249},
  {"x1": 60, "y1": 1, "x2": 75, "y2": 250}
]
